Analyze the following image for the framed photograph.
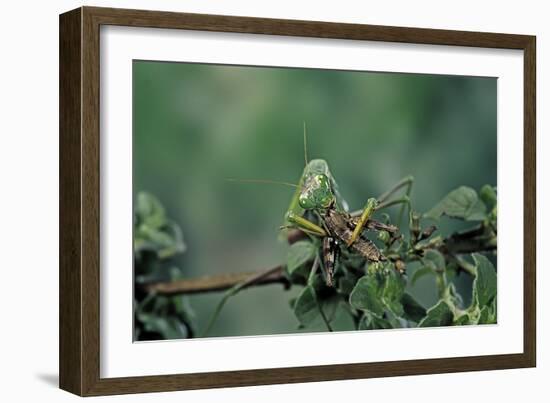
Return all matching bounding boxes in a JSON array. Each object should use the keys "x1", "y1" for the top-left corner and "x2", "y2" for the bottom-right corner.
[{"x1": 59, "y1": 6, "x2": 536, "y2": 396}]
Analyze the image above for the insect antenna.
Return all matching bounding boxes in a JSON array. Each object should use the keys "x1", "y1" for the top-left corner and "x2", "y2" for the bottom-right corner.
[
  {"x1": 226, "y1": 178, "x2": 299, "y2": 188},
  {"x1": 303, "y1": 121, "x2": 309, "y2": 166},
  {"x1": 227, "y1": 121, "x2": 309, "y2": 190}
]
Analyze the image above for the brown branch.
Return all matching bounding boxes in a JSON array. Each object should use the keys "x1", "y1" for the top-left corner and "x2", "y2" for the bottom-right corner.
[
  {"x1": 145, "y1": 265, "x2": 289, "y2": 295},
  {"x1": 439, "y1": 238, "x2": 496, "y2": 255},
  {"x1": 437, "y1": 225, "x2": 496, "y2": 255}
]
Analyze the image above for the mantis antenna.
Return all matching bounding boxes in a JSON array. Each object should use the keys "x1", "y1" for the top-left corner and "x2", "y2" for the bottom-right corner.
[
  {"x1": 303, "y1": 121, "x2": 308, "y2": 166},
  {"x1": 226, "y1": 123, "x2": 308, "y2": 189},
  {"x1": 226, "y1": 178, "x2": 298, "y2": 188}
]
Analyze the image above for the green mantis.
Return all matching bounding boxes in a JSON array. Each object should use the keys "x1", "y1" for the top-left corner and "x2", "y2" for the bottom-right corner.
[
  {"x1": 236, "y1": 124, "x2": 414, "y2": 287},
  {"x1": 284, "y1": 159, "x2": 413, "y2": 285}
]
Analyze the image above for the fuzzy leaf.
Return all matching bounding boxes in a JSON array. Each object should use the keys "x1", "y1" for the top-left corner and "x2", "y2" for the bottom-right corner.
[
  {"x1": 479, "y1": 185, "x2": 497, "y2": 210},
  {"x1": 136, "y1": 192, "x2": 167, "y2": 229},
  {"x1": 424, "y1": 249, "x2": 446, "y2": 271},
  {"x1": 137, "y1": 313, "x2": 187, "y2": 339},
  {"x1": 488, "y1": 298, "x2": 497, "y2": 323},
  {"x1": 349, "y1": 274, "x2": 385, "y2": 317},
  {"x1": 478, "y1": 306, "x2": 490, "y2": 324},
  {"x1": 411, "y1": 266, "x2": 434, "y2": 286},
  {"x1": 321, "y1": 295, "x2": 341, "y2": 322},
  {"x1": 286, "y1": 241, "x2": 316, "y2": 275},
  {"x1": 401, "y1": 293, "x2": 427, "y2": 323},
  {"x1": 382, "y1": 270, "x2": 405, "y2": 316},
  {"x1": 418, "y1": 300, "x2": 454, "y2": 327},
  {"x1": 293, "y1": 285, "x2": 319, "y2": 327},
  {"x1": 337, "y1": 273, "x2": 356, "y2": 295},
  {"x1": 425, "y1": 186, "x2": 486, "y2": 221},
  {"x1": 472, "y1": 253, "x2": 497, "y2": 307},
  {"x1": 358, "y1": 313, "x2": 392, "y2": 330},
  {"x1": 454, "y1": 314, "x2": 471, "y2": 326}
]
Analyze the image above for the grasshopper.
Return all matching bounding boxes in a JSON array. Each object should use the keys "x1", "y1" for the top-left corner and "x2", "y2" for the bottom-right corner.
[{"x1": 232, "y1": 124, "x2": 413, "y2": 287}]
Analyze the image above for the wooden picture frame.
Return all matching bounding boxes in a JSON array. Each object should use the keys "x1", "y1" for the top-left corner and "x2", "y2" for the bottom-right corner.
[{"x1": 59, "y1": 6, "x2": 536, "y2": 396}]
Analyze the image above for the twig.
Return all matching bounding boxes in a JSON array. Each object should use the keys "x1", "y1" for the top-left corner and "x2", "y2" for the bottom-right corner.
[
  {"x1": 145, "y1": 265, "x2": 289, "y2": 295},
  {"x1": 437, "y1": 225, "x2": 496, "y2": 255}
]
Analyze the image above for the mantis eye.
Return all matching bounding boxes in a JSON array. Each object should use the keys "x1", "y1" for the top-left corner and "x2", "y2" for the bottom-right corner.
[
  {"x1": 298, "y1": 192, "x2": 316, "y2": 210},
  {"x1": 298, "y1": 174, "x2": 334, "y2": 209}
]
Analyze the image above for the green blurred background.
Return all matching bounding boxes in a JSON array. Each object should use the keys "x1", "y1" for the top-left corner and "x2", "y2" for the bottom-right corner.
[{"x1": 133, "y1": 60, "x2": 496, "y2": 338}]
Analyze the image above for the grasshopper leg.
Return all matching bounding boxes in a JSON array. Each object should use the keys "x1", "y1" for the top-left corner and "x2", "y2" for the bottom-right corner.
[
  {"x1": 347, "y1": 198, "x2": 377, "y2": 247},
  {"x1": 322, "y1": 237, "x2": 336, "y2": 287}
]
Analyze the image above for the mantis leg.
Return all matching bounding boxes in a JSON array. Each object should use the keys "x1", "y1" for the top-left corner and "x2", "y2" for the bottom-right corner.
[
  {"x1": 375, "y1": 176, "x2": 414, "y2": 226},
  {"x1": 348, "y1": 176, "x2": 414, "y2": 243},
  {"x1": 350, "y1": 175, "x2": 414, "y2": 216},
  {"x1": 376, "y1": 175, "x2": 414, "y2": 204},
  {"x1": 285, "y1": 211, "x2": 327, "y2": 237},
  {"x1": 347, "y1": 198, "x2": 377, "y2": 247}
]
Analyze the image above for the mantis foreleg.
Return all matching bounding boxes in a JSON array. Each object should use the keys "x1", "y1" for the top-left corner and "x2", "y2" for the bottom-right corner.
[
  {"x1": 285, "y1": 211, "x2": 327, "y2": 237},
  {"x1": 377, "y1": 175, "x2": 414, "y2": 226},
  {"x1": 376, "y1": 175, "x2": 414, "y2": 204}
]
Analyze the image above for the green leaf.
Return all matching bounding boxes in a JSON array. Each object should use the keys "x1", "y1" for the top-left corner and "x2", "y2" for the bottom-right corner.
[
  {"x1": 136, "y1": 192, "x2": 167, "y2": 229},
  {"x1": 321, "y1": 295, "x2": 341, "y2": 322},
  {"x1": 286, "y1": 241, "x2": 316, "y2": 275},
  {"x1": 133, "y1": 192, "x2": 193, "y2": 341},
  {"x1": 288, "y1": 297, "x2": 297, "y2": 309},
  {"x1": 424, "y1": 186, "x2": 486, "y2": 221},
  {"x1": 145, "y1": 229, "x2": 175, "y2": 248},
  {"x1": 488, "y1": 298, "x2": 497, "y2": 323},
  {"x1": 137, "y1": 313, "x2": 187, "y2": 339},
  {"x1": 424, "y1": 249, "x2": 445, "y2": 271},
  {"x1": 384, "y1": 309, "x2": 409, "y2": 328},
  {"x1": 160, "y1": 221, "x2": 186, "y2": 256},
  {"x1": 479, "y1": 185, "x2": 497, "y2": 210},
  {"x1": 382, "y1": 270, "x2": 405, "y2": 316},
  {"x1": 337, "y1": 272, "x2": 356, "y2": 295},
  {"x1": 411, "y1": 266, "x2": 434, "y2": 286},
  {"x1": 401, "y1": 293, "x2": 427, "y2": 322},
  {"x1": 358, "y1": 313, "x2": 392, "y2": 330},
  {"x1": 294, "y1": 285, "x2": 319, "y2": 327},
  {"x1": 476, "y1": 294, "x2": 497, "y2": 325},
  {"x1": 171, "y1": 296, "x2": 197, "y2": 335},
  {"x1": 478, "y1": 306, "x2": 490, "y2": 324},
  {"x1": 472, "y1": 253, "x2": 497, "y2": 307},
  {"x1": 350, "y1": 269, "x2": 406, "y2": 319},
  {"x1": 454, "y1": 314, "x2": 471, "y2": 326},
  {"x1": 134, "y1": 197, "x2": 186, "y2": 259},
  {"x1": 467, "y1": 305, "x2": 481, "y2": 324},
  {"x1": 418, "y1": 300, "x2": 454, "y2": 327},
  {"x1": 349, "y1": 274, "x2": 385, "y2": 317}
]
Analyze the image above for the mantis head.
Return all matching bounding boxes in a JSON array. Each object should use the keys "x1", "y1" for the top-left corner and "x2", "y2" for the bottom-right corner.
[{"x1": 298, "y1": 172, "x2": 334, "y2": 210}]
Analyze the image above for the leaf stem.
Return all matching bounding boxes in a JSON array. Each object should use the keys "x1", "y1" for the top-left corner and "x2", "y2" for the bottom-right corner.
[
  {"x1": 200, "y1": 266, "x2": 288, "y2": 337},
  {"x1": 317, "y1": 302, "x2": 334, "y2": 332}
]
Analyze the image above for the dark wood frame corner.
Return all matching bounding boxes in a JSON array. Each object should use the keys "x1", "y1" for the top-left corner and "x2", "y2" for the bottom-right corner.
[{"x1": 59, "y1": 6, "x2": 536, "y2": 397}]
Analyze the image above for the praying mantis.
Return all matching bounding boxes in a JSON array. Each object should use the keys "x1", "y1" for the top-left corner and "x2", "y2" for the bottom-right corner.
[{"x1": 233, "y1": 124, "x2": 414, "y2": 287}]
